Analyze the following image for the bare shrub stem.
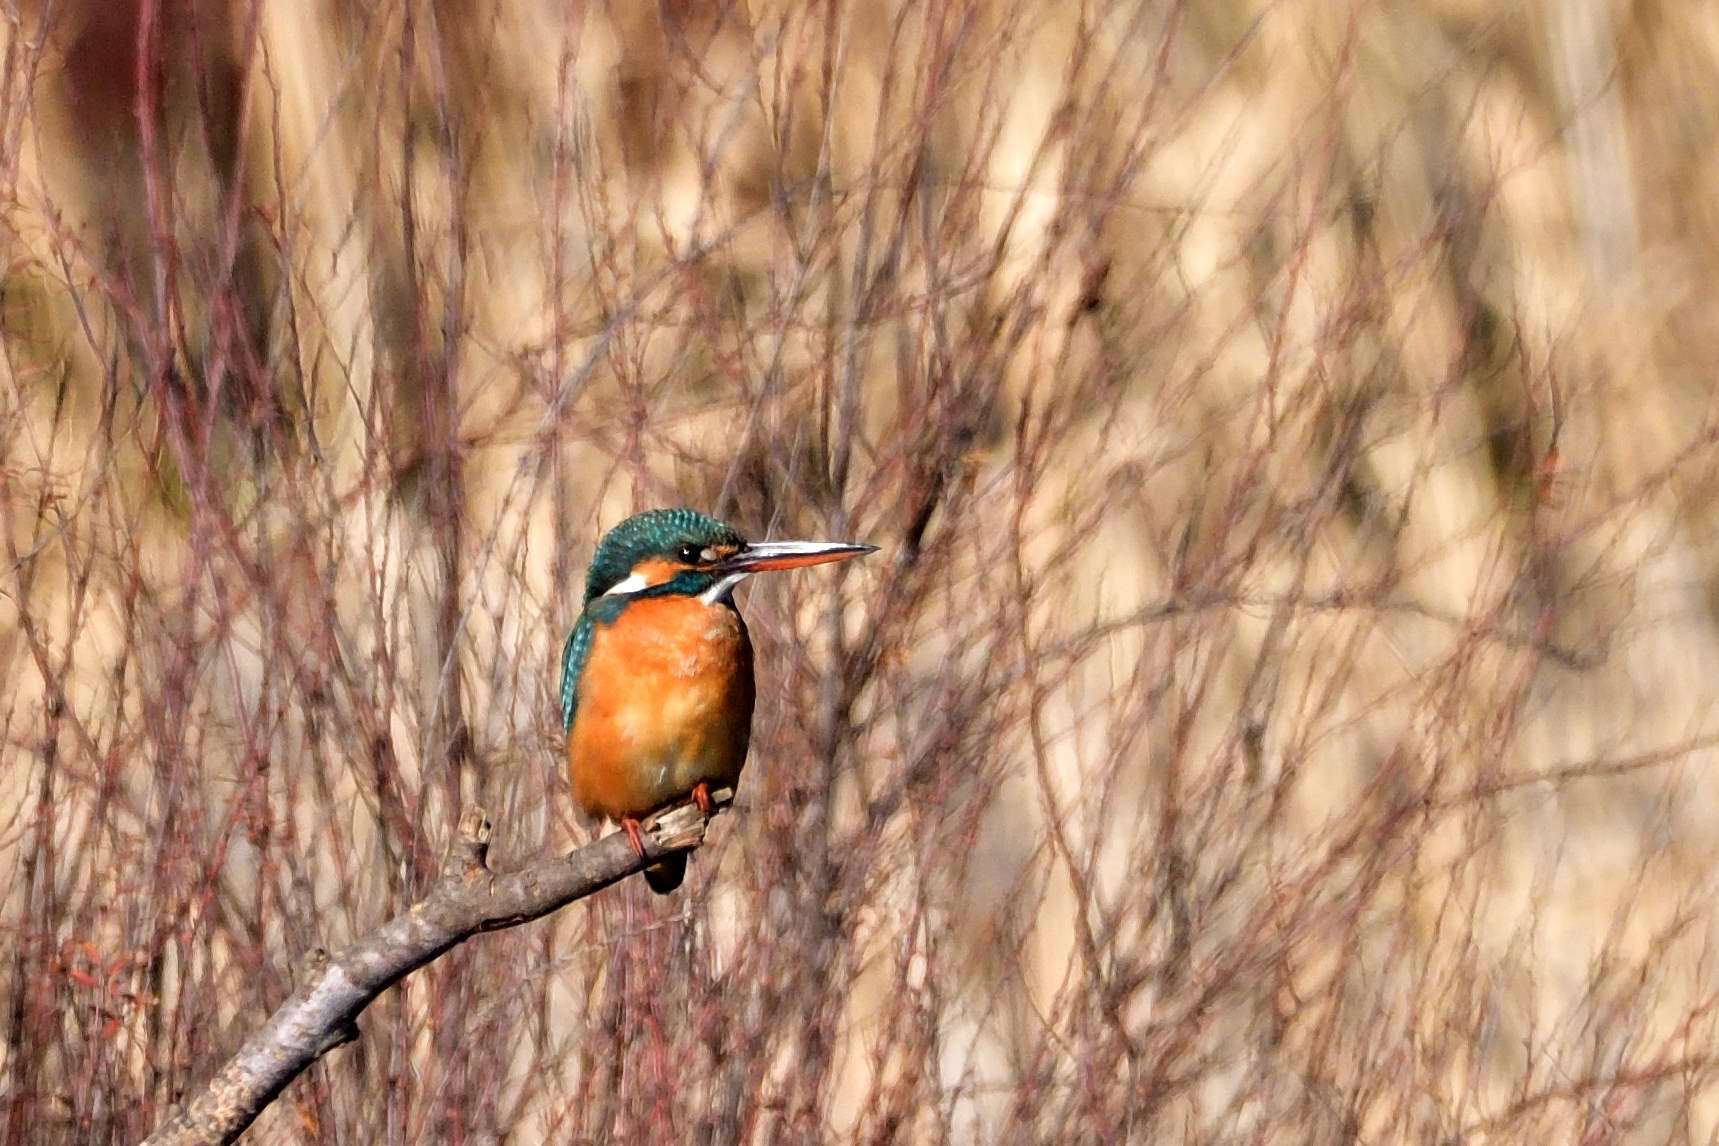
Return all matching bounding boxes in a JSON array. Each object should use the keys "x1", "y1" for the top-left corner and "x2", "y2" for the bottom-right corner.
[{"x1": 141, "y1": 796, "x2": 728, "y2": 1146}]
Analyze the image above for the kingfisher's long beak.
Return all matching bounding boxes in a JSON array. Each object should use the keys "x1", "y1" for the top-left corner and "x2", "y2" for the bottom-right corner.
[{"x1": 717, "y1": 539, "x2": 878, "y2": 574}]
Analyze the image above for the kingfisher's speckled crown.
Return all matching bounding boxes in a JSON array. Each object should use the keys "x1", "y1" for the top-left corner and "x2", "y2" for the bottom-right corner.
[{"x1": 583, "y1": 508, "x2": 746, "y2": 601}]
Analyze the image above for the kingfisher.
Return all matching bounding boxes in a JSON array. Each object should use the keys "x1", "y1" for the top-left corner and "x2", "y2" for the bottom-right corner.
[{"x1": 560, "y1": 507, "x2": 877, "y2": 893}]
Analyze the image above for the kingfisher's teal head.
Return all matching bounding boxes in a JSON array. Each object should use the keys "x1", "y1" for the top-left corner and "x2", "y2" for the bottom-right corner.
[{"x1": 581, "y1": 506, "x2": 876, "y2": 606}]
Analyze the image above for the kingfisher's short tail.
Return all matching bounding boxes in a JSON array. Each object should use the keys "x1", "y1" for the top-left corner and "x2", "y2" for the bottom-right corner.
[{"x1": 644, "y1": 852, "x2": 687, "y2": 894}]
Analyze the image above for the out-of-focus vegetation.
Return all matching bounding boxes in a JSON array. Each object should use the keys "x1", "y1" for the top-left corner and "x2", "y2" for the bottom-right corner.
[{"x1": 4, "y1": 0, "x2": 1719, "y2": 1141}]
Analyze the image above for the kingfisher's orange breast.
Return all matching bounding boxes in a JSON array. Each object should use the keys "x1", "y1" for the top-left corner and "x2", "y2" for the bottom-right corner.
[{"x1": 567, "y1": 595, "x2": 754, "y2": 822}]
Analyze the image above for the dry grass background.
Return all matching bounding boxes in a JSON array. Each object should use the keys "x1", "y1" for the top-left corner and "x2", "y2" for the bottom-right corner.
[{"x1": 4, "y1": 0, "x2": 1719, "y2": 1141}]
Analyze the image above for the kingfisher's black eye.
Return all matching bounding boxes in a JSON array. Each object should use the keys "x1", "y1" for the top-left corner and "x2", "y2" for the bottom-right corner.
[{"x1": 677, "y1": 543, "x2": 699, "y2": 563}]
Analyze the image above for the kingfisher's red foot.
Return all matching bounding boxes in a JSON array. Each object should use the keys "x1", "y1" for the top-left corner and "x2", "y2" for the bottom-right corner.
[
  {"x1": 692, "y1": 782, "x2": 714, "y2": 817},
  {"x1": 621, "y1": 816, "x2": 647, "y2": 859}
]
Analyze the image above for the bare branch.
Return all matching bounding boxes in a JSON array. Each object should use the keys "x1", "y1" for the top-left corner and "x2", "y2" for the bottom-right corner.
[{"x1": 141, "y1": 794, "x2": 732, "y2": 1146}]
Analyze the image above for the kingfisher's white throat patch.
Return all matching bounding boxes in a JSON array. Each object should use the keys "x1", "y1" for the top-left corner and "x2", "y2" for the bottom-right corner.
[{"x1": 700, "y1": 572, "x2": 750, "y2": 605}]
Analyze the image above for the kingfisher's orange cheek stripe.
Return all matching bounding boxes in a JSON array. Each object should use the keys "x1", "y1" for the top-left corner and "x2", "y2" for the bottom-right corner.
[{"x1": 631, "y1": 556, "x2": 690, "y2": 586}]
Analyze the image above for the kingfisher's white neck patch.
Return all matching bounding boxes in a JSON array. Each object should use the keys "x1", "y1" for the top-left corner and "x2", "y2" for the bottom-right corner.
[
  {"x1": 602, "y1": 571, "x2": 649, "y2": 597},
  {"x1": 700, "y1": 572, "x2": 750, "y2": 605}
]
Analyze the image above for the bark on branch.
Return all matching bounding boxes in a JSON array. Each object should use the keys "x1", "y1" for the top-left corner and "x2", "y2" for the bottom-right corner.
[{"x1": 142, "y1": 792, "x2": 732, "y2": 1146}]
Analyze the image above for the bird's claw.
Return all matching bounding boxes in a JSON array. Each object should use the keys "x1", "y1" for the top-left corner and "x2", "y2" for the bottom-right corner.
[{"x1": 621, "y1": 816, "x2": 647, "y2": 859}]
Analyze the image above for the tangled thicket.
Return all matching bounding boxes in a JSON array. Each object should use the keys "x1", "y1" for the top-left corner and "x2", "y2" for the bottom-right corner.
[{"x1": 5, "y1": 2, "x2": 1719, "y2": 1142}]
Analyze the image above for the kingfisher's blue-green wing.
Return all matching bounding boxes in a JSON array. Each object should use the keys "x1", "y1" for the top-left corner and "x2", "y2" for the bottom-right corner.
[{"x1": 559, "y1": 614, "x2": 595, "y2": 731}]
